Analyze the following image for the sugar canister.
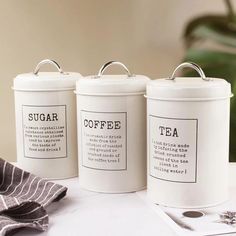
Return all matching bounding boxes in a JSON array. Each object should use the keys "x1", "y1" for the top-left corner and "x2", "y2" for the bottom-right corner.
[
  {"x1": 76, "y1": 61, "x2": 149, "y2": 193},
  {"x1": 146, "y1": 62, "x2": 232, "y2": 208},
  {"x1": 13, "y1": 59, "x2": 81, "y2": 179}
]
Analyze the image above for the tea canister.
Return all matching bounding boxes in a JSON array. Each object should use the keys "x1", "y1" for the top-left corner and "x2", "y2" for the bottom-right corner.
[
  {"x1": 146, "y1": 62, "x2": 232, "y2": 208},
  {"x1": 76, "y1": 61, "x2": 149, "y2": 193},
  {"x1": 13, "y1": 59, "x2": 81, "y2": 179}
]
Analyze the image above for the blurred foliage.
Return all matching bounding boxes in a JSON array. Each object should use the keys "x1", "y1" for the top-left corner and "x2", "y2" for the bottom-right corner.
[{"x1": 182, "y1": 0, "x2": 236, "y2": 162}]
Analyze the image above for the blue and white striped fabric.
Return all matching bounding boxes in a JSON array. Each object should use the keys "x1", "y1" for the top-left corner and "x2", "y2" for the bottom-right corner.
[{"x1": 0, "y1": 158, "x2": 67, "y2": 235}]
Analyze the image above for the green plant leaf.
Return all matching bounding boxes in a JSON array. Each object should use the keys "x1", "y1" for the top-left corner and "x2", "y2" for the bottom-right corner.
[
  {"x1": 184, "y1": 48, "x2": 236, "y2": 65},
  {"x1": 188, "y1": 24, "x2": 236, "y2": 48},
  {"x1": 184, "y1": 15, "x2": 236, "y2": 48}
]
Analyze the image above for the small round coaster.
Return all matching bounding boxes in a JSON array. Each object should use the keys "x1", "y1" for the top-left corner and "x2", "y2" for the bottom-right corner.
[{"x1": 182, "y1": 211, "x2": 204, "y2": 218}]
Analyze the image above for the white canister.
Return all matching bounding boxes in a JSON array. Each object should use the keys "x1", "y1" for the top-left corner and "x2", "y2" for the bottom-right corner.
[
  {"x1": 76, "y1": 61, "x2": 149, "y2": 193},
  {"x1": 146, "y1": 62, "x2": 232, "y2": 208},
  {"x1": 13, "y1": 59, "x2": 81, "y2": 179}
]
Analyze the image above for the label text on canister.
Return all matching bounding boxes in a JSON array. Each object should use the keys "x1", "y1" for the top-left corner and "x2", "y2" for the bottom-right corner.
[
  {"x1": 81, "y1": 110, "x2": 127, "y2": 171},
  {"x1": 28, "y1": 113, "x2": 58, "y2": 122},
  {"x1": 22, "y1": 105, "x2": 67, "y2": 159},
  {"x1": 149, "y1": 115, "x2": 198, "y2": 183}
]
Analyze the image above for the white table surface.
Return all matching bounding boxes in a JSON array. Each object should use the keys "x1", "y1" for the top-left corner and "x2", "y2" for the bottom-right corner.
[
  {"x1": 14, "y1": 178, "x2": 176, "y2": 236},
  {"x1": 12, "y1": 164, "x2": 236, "y2": 236}
]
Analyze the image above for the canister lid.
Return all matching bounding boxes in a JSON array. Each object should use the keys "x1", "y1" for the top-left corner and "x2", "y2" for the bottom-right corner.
[
  {"x1": 76, "y1": 61, "x2": 149, "y2": 96},
  {"x1": 146, "y1": 62, "x2": 232, "y2": 101},
  {"x1": 13, "y1": 59, "x2": 81, "y2": 91}
]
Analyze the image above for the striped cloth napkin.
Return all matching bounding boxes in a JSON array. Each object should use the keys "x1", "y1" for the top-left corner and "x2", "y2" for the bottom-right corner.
[{"x1": 0, "y1": 158, "x2": 67, "y2": 235}]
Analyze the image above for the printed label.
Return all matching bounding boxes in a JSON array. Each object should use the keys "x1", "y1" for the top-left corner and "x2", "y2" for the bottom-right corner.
[
  {"x1": 81, "y1": 110, "x2": 127, "y2": 171},
  {"x1": 149, "y1": 115, "x2": 198, "y2": 183},
  {"x1": 22, "y1": 105, "x2": 67, "y2": 159}
]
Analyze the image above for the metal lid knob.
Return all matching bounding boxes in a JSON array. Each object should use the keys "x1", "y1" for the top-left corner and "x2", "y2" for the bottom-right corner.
[
  {"x1": 168, "y1": 62, "x2": 209, "y2": 81},
  {"x1": 33, "y1": 59, "x2": 64, "y2": 75},
  {"x1": 97, "y1": 61, "x2": 132, "y2": 78}
]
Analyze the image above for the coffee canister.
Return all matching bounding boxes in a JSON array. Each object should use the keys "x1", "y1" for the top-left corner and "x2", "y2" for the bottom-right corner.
[
  {"x1": 146, "y1": 62, "x2": 232, "y2": 208},
  {"x1": 13, "y1": 59, "x2": 81, "y2": 179},
  {"x1": 76, "y1": 61, "x2": 149, "y2": 193}
]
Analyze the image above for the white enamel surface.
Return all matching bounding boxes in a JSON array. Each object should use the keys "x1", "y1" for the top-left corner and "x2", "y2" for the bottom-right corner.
[
  {"x1": 147, "y1": 77, "x2": 231, "y2": 100},
  {"x1": 77, "y1": 94, "x2": 147, "y2": 193},
  {"x1": 13, "y1": 72, "x2": 81, "y2": 90},
  {"x1": 76, "y1": 75, "x2": 149, "y2": 95},
  {"x1": 14, "y1": 90, "x2": 78, "y2": 179},
  {"x1": 76, "y1": 74, "x2": 149, "y2": 193},
  {"x1": 147, "y1": 98, "x2": 230, "y2": 208},
  {"x1": 13, "y1": 71, "x2": 81, "y2": 179}
]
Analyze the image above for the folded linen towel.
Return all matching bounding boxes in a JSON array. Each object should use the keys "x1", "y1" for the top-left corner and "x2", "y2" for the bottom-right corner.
[{"x1": 0, "y1": 158, "x2": 67, "y2": 235}]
